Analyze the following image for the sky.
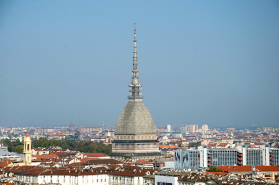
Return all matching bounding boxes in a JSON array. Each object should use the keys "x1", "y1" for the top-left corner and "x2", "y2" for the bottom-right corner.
[{"x1": 1, "y1": 1, "x2": 279, "y2": 129}]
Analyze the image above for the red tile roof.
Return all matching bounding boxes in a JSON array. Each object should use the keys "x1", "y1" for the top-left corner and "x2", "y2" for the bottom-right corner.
[
  {"x1": 0, "y1": 162, "x2": 11, "y2": 168},
  {"x1": 79, "y1": 158, "x2": 90, "y2": 163},
  {"x1": 135, "y1": 160, "x2": 152, "y2": 165},
  {"x1": 218, "y1": 165, "x2": 279, "y2": 172},
  {"x1": 256, "y1": 166, "x2": 279, "y2": 172},
  {"x1": 83, "y1": 153, "x2": 109, "y2": 158},
  {"x1": 4, "y1": 165, "x2": 158, "y2": 177},
  {"x1": 217, "y1": 166, "x2": 252, "y2": 172},
  {"x1": 218, "y1": 143, "x2": 228, "y2": 146},
  {"x1": 32, "y1": 154, "x2": 58, "y2": 159}
]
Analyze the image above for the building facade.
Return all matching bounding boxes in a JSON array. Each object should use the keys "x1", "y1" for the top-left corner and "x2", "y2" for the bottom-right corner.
[{"x1": 175, "y1": 145, "x2": 279, "y2": 170}]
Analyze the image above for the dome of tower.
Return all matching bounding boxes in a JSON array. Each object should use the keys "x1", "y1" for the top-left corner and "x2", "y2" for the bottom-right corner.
[{"x1": 115, "y1": 101, "x2": 156, "y2": 135}]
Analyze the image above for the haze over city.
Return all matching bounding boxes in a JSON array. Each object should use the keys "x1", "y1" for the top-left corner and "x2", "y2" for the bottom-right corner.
[{"x1": 1, "y1": 1, "x2": 279, "y2": 128}]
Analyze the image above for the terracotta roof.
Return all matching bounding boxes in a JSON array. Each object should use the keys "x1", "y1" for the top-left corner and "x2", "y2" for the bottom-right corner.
[
  {"x1": 5, "y1": 165, "x2": 158, "y2": 177},
  {"x1": 73, "y1": 159, "x2": 122, "y2": 166},
  {"x1": 208, "y1": 143, "x2": 217, "y2": 146},
  {"x1": 218, "y1": 143, "x2": 228, "y2": 146},
  {"x1": 218, "y1": 165, "x2": 279, "y2": 173},
  {"x1": 79, "y1": 158, "x2": 90, "y2": 163},
  {"x1": 135, "y1": 160, "x2": 152, "y2": 165},
  {"x1": 32, "y1": 154, "x2": 58, "y2": 159},
  {"x1": 4, "y1": 166, "x2": 45, "y2": 175},
  {"x1": 217, "y1": 166, "x2": 252, "y2": 172},
  {"x1": 83, "y1": 153, "x2": 109, "y2": 158},
  {"x1": 256, "y1": 166, "x2": 279, "y2": 172},
  {"x1": 0, "y1": 162, "x2": 11, "y2": 168}
]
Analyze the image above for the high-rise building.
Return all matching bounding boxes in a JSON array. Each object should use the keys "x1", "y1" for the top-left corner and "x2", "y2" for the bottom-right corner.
[
  {"x1": 202, "y1": 124, "x2": 208, "y2": 132},
  {"x1": 166, "y1": 124, "x2": 171, "y2": 132},
  {"x1": 69, "y1": 123, "x2": 74, "y2": 131},
  {"x1": 184, "y1": 125, "x2": 198, "y2": 132},
  {"x1": 110, "y1": 26, "x2": 161, "y2": 160}
]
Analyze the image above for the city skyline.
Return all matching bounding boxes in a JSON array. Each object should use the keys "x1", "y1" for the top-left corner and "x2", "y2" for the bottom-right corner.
[{"x1": 1, "y1": 1, "x2": 279, "y2": 128}]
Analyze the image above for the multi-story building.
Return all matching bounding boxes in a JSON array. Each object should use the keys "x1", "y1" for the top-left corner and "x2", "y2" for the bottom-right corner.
[
  {"x1": 166, "y1": 124, "x2": 171, "y2": 132},
  {"x1": 270, "y1": 148, "x2": 279, "y2": 166},
  {"x1": 180, "y1": 125, "x2": 199, "y2": 134},
  {"x1": 175, "y1": 145, "x2": 279, "y2": 170},
  {"x1": 4, "y1": 165, "x2": 158, "y2": 185},
  {"x1": 202, "y1": 124, "x2": 208, "y2": 132}
]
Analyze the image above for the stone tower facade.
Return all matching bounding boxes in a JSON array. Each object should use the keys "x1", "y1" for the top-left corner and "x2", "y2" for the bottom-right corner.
[
  {"x1": 23, "y1": 130, "x2": 32, "y2": 165},
  {"x1": 110, "y1": 26, "x2": 161, "y2": 160}
]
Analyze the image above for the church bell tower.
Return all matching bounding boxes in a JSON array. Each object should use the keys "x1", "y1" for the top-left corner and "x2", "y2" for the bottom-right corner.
[{"x1": 23, "y1": 130, "x2": 32, "y2": 165}]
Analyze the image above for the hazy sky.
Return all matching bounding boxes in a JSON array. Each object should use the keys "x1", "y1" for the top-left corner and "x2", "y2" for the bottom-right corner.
[{"x1": 1, "y1": 1, "x2": 279, "y2": 128}]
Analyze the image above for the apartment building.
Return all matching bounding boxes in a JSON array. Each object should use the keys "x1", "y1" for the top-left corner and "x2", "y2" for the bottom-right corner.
[{"x1": 175, "y1": 145, "x2": 279, "y2": 170}]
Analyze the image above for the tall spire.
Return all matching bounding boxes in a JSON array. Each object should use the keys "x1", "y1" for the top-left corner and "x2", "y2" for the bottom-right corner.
[
  {"x1": 129, "y1": 24, "x2": 143, "y2": 100},
  {"x1": 133, "y1": 23, "x2": 137, "y2": 71}
]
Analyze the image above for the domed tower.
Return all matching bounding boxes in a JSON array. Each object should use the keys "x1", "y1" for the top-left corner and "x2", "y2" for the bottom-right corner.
[{"x1": 111, "y1": 26, "x2": 161, "y2": 159}]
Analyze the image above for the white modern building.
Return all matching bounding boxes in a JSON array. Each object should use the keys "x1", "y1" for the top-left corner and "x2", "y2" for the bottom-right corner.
[{"x1": 175, "y1": 145, "x2": 279, "y2": 170}]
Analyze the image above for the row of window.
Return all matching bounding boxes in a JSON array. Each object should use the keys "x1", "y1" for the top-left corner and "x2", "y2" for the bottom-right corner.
[{"x1": 116, "y1": 135, "x2": 156, "y2": 140}]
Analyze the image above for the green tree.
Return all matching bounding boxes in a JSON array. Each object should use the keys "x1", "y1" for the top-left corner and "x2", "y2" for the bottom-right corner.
[
  {"x1": 206, "y1": 166, "x2": 223, "y2": 172},
  {"x1": 14, "y1": 145, "x2": 24, "y2": 154},
  {"x1": 1, "y1": 138, "x2": 11, "y2": 146}
]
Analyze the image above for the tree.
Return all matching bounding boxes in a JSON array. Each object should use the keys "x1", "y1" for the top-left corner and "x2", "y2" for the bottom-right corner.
[
  {"x1": 206, "y1": 166, "x2": 223, "y2": 172},
  {"x1": 14, "y1": 145, "x2": 24, "y2": 154}
]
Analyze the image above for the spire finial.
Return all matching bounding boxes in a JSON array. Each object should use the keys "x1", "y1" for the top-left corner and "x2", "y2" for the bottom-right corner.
[
  {"x1": 128, "y1": 25, "x2": 143, "y2": 100},
  {"x1": 133, "y1": 24, "x2": 137, "y2": 70},
  {"x1": 25, "y1": 129, "x2": 30, "y2": 137}
]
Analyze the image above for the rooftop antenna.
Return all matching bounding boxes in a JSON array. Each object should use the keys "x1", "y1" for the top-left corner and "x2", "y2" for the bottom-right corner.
[{"x1": 103, "y1": 121, "x2": 104, "y2": 127}]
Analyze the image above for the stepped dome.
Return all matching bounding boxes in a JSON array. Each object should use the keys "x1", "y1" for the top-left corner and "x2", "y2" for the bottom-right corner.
[{"x1": 115, "y1": 101, "x2": 156, "y2": 135}]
